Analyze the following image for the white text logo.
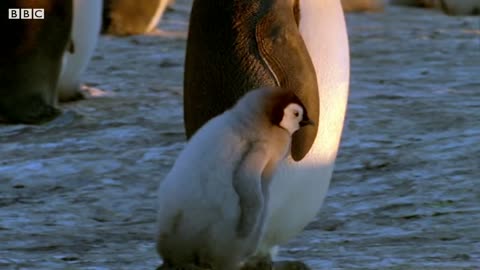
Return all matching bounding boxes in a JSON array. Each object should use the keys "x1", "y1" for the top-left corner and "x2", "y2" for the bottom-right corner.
[{"x1": 8, "y1": 9, "x2": 44, "y2": 19}]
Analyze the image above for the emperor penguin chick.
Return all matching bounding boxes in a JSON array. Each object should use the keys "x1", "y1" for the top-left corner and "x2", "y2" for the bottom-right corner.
[{"x1": 156, "y1": 87, "x2": 314, "y2": 270}]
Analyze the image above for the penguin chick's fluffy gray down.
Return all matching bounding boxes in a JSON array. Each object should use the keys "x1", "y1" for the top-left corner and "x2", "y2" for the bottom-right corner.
[{"x1": 156, "y1": 86, "x2": 314, "y2": 270}]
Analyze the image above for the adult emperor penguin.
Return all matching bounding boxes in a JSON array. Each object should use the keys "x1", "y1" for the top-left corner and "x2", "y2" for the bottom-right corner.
[
  {"x1": 156, "y1": 87, "x2": 314, "y2": 270},
  {"x1": 0, "y1": 0, "x2": 73, "y2": 124},
  {"x1": 56, "y1": 0, "x2": 103, "y2": 102},
  {"x1": 183, "y1": 0, "x2": 350, "y2": 268}
]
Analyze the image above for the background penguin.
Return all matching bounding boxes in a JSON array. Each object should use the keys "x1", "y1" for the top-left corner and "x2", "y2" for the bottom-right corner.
[
  {"x1": 389, "y1": 0, "x2": 439, "y2": 7},
  {"x1": 438, "y1": 0, "x2": 480, "y2": 15},
  {"x1": 389, "y1": 0, "x2": 479, "y2": 15},
  {"x1": 0, "y1": 0, "x2": 73, "y2": 124},
  {"x1": 156, "y1": 87, "x2": 314, "y2": 270},
  {"x1": 56, "y1": 0, "x2": 103, "y2": 102},
  {"x1": 102, "y1": 0, "x2": 173, "y2": 35},
  {"x1": 341, "y1": 0, "x2": 385, "y2": 12},
  {"x1": 183, "y1": 0, "x2": 350, "y2": 268}
]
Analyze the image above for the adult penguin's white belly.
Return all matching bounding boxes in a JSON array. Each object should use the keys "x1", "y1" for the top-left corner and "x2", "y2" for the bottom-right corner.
[
  {"x1": 258, "y1": 0, "x2": 350, "y2": 254},
  {"x1": 57, "y1": 0, "x2": 102, "y2": 102}
]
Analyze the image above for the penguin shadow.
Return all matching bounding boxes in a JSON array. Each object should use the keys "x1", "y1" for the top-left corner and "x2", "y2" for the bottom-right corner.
[
  {"x1": 241, "y1": 257, "x2": 310, "y2": 270},
  {"x1": 156, "y1": 264, "x2": 206, "y2": 270},
  {"x1": 155, "y1": 260, "x2": 311, "y2": 270}
]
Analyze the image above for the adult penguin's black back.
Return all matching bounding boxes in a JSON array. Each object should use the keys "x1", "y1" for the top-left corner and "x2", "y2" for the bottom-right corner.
[{"x1": 184, "y1": 0, "x2": 319, "y2": 161}]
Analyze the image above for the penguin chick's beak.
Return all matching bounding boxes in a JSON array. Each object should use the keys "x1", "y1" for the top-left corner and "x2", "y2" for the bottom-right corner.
[{"x1": 300, "y1": 118, "x2": 315, "y2": 127}]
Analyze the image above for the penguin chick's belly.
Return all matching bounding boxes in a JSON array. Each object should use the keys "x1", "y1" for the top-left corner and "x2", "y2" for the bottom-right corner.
[
  {"x1": 257, "y1": 157, "x2": 335, "y2": 254},
  {"x1": 156, "y1": 120, "x2": 254, "y2": 265},
  {"x1": 157, "y1": 175, "x2": 242, "y2": 262}
]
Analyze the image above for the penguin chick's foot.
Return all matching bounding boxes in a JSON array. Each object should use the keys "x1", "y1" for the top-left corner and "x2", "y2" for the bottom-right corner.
[{"x1": 273, "y1": 260, "x2": 311, "y2": 270}]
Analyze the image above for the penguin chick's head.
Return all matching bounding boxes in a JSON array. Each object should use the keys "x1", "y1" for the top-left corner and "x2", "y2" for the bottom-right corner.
[
  {"x1": 231, "y1": 87, "x2": 314, "y2": 134},
  {"x1": 278, "y1": 102, "x2": 313, "y2": 134},
  {"x1": 262, "y1": 87, "x2": 314, "y2": 135}
]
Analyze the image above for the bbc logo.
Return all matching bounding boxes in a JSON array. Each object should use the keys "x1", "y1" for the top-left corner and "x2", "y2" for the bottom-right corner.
[{"x1": 8, "y1": 9, "x2": 45, "y2": 19}]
